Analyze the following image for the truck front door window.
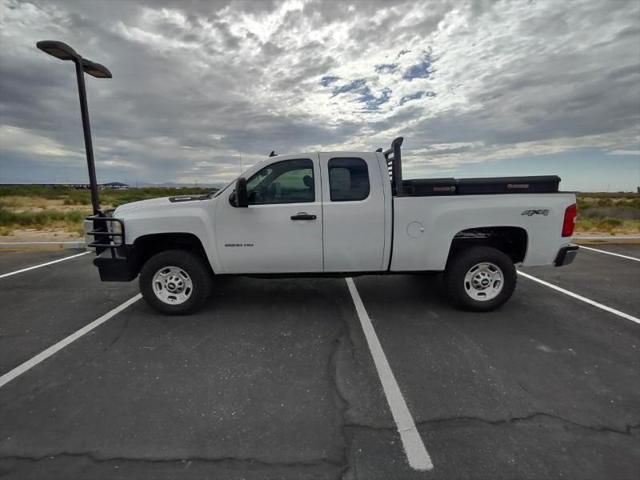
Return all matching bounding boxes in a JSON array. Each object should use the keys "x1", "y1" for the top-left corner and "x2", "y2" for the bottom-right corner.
[{"x1": 247, "y1": 159, "x2": 314, "y2": 204}]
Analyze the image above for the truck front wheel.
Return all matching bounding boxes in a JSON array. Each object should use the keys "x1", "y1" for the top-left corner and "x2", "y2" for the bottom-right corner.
[
  {"x1": 139, "y1": 249, "x2": 212, "y2": 315},
  {"x1": 444, "y1": 246, "x2": 516, "y2": 312}
]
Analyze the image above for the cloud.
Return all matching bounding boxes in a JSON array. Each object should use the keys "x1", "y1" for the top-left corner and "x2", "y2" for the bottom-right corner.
[
  {"x1": 0, "y1": 0, "x2": 639, "y2": 189},
  {"x1": 607, "y1": 149, "x2": 640, "y2": 156},
  {"x1": 401, "y1": 50, "x2": 434, "y2": 81},
  {"x1": 400, "y1": 91, "x2": 436, "y2": 106},
  {"x1": 374, "y1": 63, "x2": 398, "y2": 74}
]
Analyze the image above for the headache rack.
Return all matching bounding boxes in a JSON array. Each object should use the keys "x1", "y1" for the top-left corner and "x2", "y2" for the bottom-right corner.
[{"x1": 381, "y1": 137, "x2": 404, "y2": 195}]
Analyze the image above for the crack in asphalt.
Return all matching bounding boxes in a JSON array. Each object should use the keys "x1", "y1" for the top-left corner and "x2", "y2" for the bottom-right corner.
[
  {"x1": 313, "y1": 282, "x2": 359, "y2": 480},
  {"x1": 344, "y1": 412, "x2": 640, "y2": 437},
  {"x1": 3, "y1": 416, "x2": 637, "y2": 468},
  {"x1": 0, "y1": 452, "x2": 343, "y2": 469},
  {"x1": 327, "y1": 328, "x2": 353, "y2": 480},
  {"x1": 105, "y1": 314, "x2": 131, "y2": 351}
]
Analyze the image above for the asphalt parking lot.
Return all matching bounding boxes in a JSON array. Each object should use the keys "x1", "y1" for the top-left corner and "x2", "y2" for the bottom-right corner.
[{"x1": 0, "y1": 245, "x2": 638, "y2": 479}]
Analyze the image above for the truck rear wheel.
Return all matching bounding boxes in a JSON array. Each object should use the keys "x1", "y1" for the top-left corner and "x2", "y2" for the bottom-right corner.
[
  {"x1": 139, "y1": 249, "x2": 212, "y2": 315},
  {"x1": 444, "y1": 246, "x2": 516, "y2": 312}
]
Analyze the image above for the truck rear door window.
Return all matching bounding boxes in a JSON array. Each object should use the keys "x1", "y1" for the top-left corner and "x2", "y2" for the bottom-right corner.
[
  {"x1": 328, "y1": 158, "x2": 370, "y2": 201},
  {"x1": 246, "y1": 158, "x2": 314, "y2": 204}
]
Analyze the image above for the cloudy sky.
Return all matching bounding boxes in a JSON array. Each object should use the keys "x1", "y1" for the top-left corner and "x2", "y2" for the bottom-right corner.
[{"x1": 1, "y1": 0, "x2": 639, "y2": 191}]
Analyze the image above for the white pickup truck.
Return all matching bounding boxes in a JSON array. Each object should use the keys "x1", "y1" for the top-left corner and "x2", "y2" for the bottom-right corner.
[{"x1": 86, "y1": 137, "x2": 578, "y2": 315}]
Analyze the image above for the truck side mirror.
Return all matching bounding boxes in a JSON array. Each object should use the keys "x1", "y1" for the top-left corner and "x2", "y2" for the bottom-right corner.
[{"x1": 233, "y1": 177, "x2": 249, "y2": 208}]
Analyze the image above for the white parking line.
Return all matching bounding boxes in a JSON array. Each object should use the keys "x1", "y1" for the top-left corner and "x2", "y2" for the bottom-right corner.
[
  {"x1": 576, "y1": 245, "x2": 640, "y2": 263},
  {"x1": 0, "y1": 294, "x2": 142, "y2": 388},
  {"x1": 517, "y1": 271, "x2": 640, "y2": 326},
  {"x1": 0, "y1": 251, "x2": 90, "y2": 280},
  {"x1": 345, "y1": 278, "x2": 433, "y2": 471}
]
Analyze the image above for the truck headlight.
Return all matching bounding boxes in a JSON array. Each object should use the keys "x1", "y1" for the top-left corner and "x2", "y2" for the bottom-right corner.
[
  {"x1": 84, "y1": 219, "x2": 94, "y2": 248},
  {"x1": 109, "y1": 220, "x2": 123, "y2": 245}
]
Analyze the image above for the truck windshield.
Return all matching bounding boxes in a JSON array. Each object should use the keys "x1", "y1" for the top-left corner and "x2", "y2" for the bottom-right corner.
[
  {"x1": 211, "y1": 178, "x2": 236, "y2": 198},
  {"x1": 212, "y1": 159, "x2": 268, "y2": 198}
]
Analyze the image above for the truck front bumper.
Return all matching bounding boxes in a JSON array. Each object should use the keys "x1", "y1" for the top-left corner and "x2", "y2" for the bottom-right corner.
[
  {"x1": 554, "y1": 245, "x2": 579, "y2": 267},
  {"x1": 93, "y1": 246, "x2": 139, "y2": 281}
]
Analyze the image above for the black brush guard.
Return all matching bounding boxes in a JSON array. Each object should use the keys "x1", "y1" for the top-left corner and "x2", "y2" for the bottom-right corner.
[
  {"x1": 85, "y1": 214, "x2": 138, "y2": 281},
  {"x1": 85, "y1": 214, "x2": 124, "y2": 252}
]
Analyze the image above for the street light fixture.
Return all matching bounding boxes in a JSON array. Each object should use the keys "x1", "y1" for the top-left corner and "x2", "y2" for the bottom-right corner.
[
  {"x1": 36, "y1": 40, "x2": 112, "y2": 214},
  {"x1": 36, "y1": 40, "x2": 79, "y2": 61},
  {"x1": 81, "y1": 58, "x2": 112, "y2": 79}
]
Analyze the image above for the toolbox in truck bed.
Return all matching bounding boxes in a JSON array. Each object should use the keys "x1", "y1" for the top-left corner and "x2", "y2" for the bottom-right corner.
[
  {"x1": 400, "y1": 175, "x2": 561, "y2": 196},
  {"x1": 456, "y1": 175, "x2": 560, "y2": 194},
  {"x1": 402, "y1": 178, "x2": 458, "y2": 195}
]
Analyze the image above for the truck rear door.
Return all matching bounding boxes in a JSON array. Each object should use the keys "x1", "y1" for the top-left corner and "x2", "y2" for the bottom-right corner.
[{"x1": 320, "y1": 152, "x2": 389, "y2": 272}]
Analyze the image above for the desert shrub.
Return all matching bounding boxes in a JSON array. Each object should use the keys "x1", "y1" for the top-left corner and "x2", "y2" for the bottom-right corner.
[
  {"x1": 0, "y1": 207, "x2": 90, "y2": 228},
  {"x1": 599, "y1": 218, "x2": 622, "y2": 228}
]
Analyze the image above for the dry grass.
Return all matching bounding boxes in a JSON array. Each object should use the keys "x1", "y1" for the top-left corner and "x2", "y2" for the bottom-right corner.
[
  {"x1": 576, "y1": 218, "x2": 640, "y2": 236},
  {"x1": 576, "y1": 193, "x2": 640, "y2": 235},
  {"x1": 0, "y1": 185, "x2": 212, "y2": 237},
  {"x1": 0, "y1": 207, "x2": 90, "y2": 236}
]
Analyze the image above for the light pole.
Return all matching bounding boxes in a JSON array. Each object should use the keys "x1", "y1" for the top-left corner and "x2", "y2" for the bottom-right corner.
[{"x1": 36, "y1": 40, "x2": 112, "y2": 215}]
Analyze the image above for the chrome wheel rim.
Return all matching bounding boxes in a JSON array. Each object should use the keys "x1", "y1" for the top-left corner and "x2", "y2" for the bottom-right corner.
[
  {"x1": 152, "y1": 266, "x2": 193, "y2": 305},
  {"x1": 463, "y1": 262, "x2": 504, "y2": 301}
]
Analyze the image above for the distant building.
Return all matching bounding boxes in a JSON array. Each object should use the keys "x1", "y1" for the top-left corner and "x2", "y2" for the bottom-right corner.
[{"x1": 101, "y1": 182, "x2": 129, "y2": 190}]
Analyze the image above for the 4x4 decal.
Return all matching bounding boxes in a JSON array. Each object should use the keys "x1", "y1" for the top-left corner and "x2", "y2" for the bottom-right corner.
[{"x1": 521, "y1": 209, "x2": 550, "y2": 216}]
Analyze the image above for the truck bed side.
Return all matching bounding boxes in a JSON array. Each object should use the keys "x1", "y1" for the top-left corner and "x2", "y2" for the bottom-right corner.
[{"x1": 390, "y1": 193, "x2": 576, "y2": 271}]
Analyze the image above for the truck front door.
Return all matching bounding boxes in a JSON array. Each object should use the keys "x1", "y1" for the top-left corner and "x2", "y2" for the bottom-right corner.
[{"x1": 215, "y1": 155, "x2": 323, "y2": 274}]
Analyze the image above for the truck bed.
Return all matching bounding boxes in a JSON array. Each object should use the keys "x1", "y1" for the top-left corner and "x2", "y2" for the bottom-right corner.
[
  {"x1": 400, "y1": 175, "x2": 561, "y2": 196},
  {"x1": 390, "y1": 191, "x2": 575, "y2": 271}
]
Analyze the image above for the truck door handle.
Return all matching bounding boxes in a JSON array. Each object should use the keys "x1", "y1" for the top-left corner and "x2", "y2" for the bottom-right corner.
[{"x1": 291, "y1": 212, "x2": 317, "y2": 221}]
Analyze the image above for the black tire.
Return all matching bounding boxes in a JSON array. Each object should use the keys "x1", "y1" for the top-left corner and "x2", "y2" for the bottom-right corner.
[
  {"x1": 444, "y1": 246, "x2": 516, "y2": 312},
  {"x1": 139, "y1": 249, "x2": 212, "y2": 315}
]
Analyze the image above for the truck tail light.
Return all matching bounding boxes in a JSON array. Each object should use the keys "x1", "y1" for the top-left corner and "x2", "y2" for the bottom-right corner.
[{"x1": 562, "y1": 204, "x2": 577, "y2": 237}]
